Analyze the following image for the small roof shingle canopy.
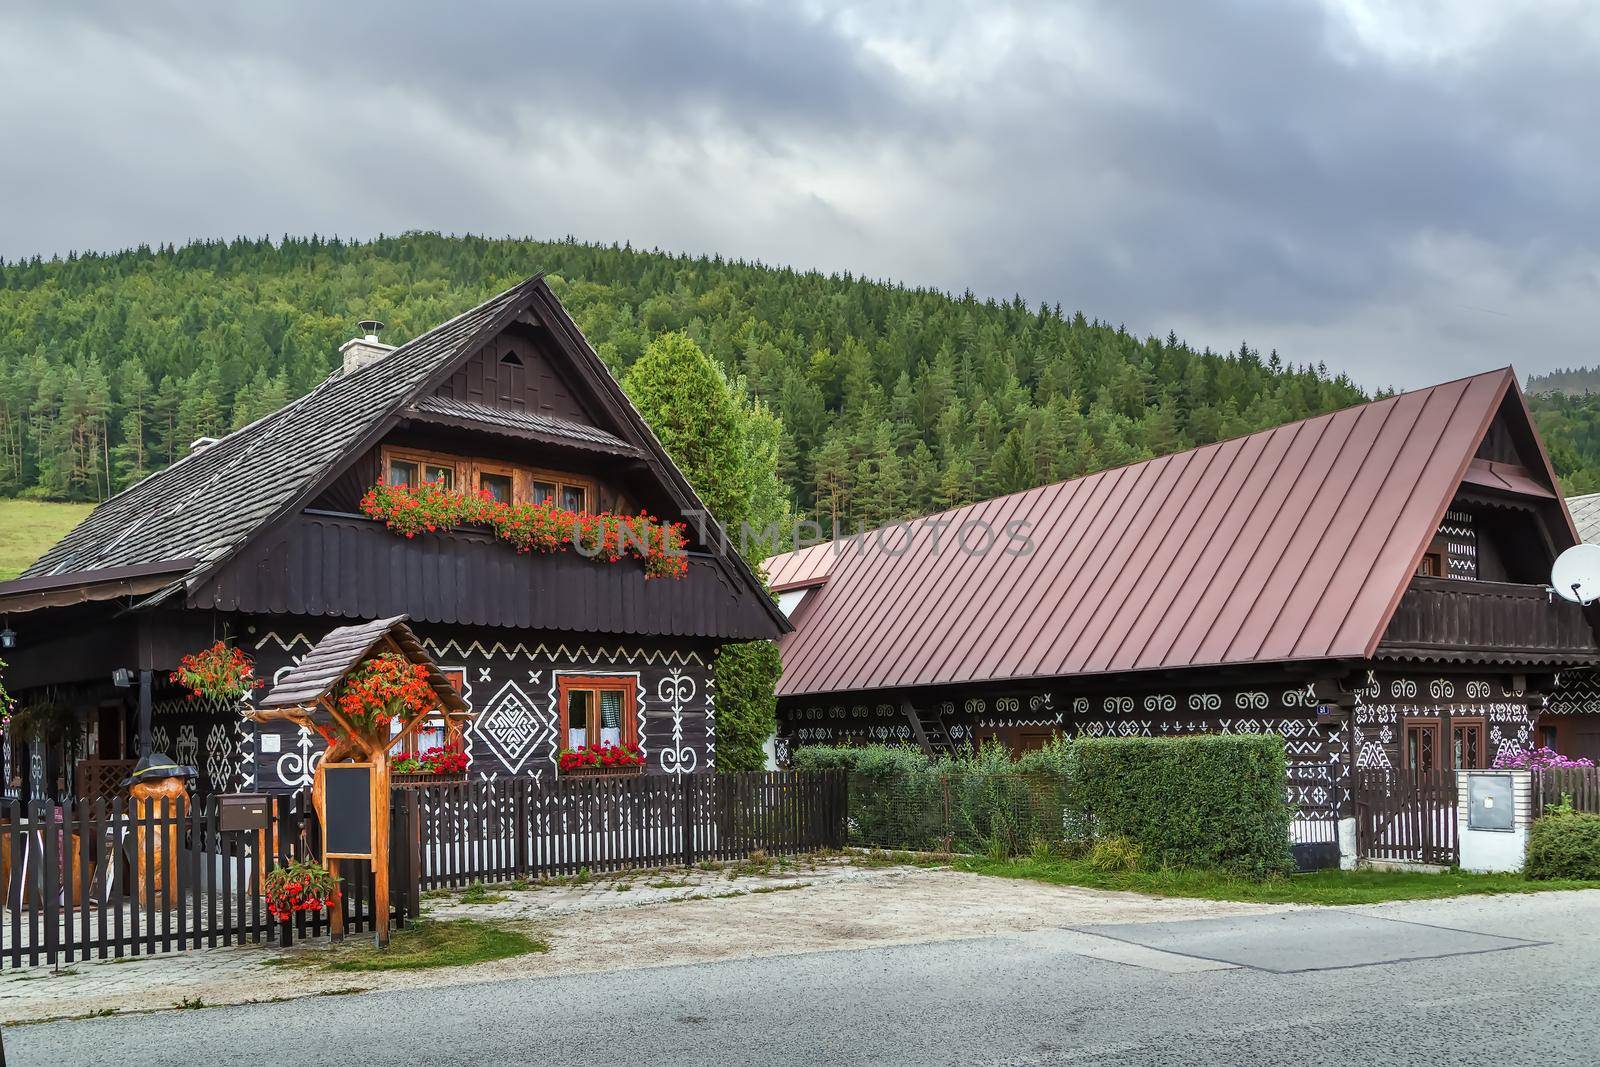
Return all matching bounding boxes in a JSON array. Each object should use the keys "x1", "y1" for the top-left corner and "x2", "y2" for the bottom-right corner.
[
  {"x1": 767, "y1": 367, "x2": 1577, "y2": 699},
  {"x1": 257, "y1": 615, "x2": 469, "y2": 721}
]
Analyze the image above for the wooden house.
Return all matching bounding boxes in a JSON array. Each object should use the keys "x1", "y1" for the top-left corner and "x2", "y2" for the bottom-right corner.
[
  {"x1": 0, "y1": 276, "x2": 786, "y2": 801},
  {"x1": 765, "y1": 369, "x2": 1600, "y2": 865},
  {"x1": 1538, "y1": 490, "x2": 1600, "y2": 760}
]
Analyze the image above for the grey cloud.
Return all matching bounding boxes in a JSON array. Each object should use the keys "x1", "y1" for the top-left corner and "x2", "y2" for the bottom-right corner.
[{"x1": 1, "y1": 0, "x2": 1597, "y2": 390}]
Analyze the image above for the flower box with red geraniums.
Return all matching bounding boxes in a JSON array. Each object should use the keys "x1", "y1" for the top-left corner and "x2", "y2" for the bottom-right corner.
[
  {"x1": 558, "y1": 742, "x2": 647, "y2": 777},
  {"x1": 170, "y1": 641, "x2": 263, "y2": 703},
  {"x1": 359, "y1": 482, "x2": 689, "y2": 579},
  {"x1": 392, "y1": 744, "x2": 470, "y2": 784},
  {"x1": 265, "y1": 859, "x2": 340, "y2": 923}
]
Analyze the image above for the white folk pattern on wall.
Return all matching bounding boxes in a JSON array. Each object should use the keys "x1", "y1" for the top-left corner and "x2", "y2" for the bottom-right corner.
[
  {"x1": 475, "y1": 679, "x2": 547, "y2": 776},
  {"x1": 276, "y1": 727, "x2": 323, "y2": 789},
  {"x1": 658, "y1": 672, "x2": 697, "y2": 774}
]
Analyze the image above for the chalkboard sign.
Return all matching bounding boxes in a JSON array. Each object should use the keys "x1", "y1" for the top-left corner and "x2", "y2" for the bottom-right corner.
[{"x1": 323, "y1": 763, "x2": 374, "y2": 858}]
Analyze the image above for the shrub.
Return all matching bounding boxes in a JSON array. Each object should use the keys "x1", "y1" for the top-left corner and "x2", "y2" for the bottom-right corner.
[
  {"x1": 1066, "y1": 734, "x2": 1295, "y2": 878},
  {"x1": 1086, "y1": 835, "x2": 1142, "y2": 873},
  {"x1": 1525, "y1": 812, "x2": 1600, "y2": 880}
]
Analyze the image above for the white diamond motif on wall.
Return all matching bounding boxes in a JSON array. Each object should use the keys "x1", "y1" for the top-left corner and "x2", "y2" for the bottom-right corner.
[{"x1": 477, "y1": 680, "x2": 553, "y2": 776}]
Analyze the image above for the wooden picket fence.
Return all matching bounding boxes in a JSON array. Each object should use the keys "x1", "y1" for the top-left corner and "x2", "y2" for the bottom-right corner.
[
  {"x1": 0, "y1": 792, "x2": 387, "y2": 970},
  {"x1": 1533, "y1": 766, "x2": 1600, "y2": 815},
  {"x1": 401, "y1": 771, "x2": 848, "y2": 889},
  {"x1": 1, "y1": 772, "x2": 846, "y2": 969},
  {"x1": 1354, "y1": 768, "x2": 1459, "y2": 866}
]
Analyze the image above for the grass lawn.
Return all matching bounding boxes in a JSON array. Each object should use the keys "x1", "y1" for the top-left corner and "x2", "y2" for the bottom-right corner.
[
  {"x1": 271, "y1": 919, "x2": 546, "y2": 973},
  {"x1": 948, "y1": 855, "x2": 1600, "y2": 905},
  {"x1": 0, "y1": 498, "x2": 93, "y2": 578}
]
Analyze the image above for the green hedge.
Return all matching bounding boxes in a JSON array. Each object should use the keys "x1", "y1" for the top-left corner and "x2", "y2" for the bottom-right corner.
[
  {"x1": 1066, "y1": 735, "x2": 1295, "y2": 878},
  {"x1": 793, "y1": 742, "x2": 1067, "y2": 855},
  {"x1": 1526, "y1": 813, "x2": 1600, "y2": 880},
  {"x1": 794, "y1": 735, "x2": 1295, "y2": 877}
]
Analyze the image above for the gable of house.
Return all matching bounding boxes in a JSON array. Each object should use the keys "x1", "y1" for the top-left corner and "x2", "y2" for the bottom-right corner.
[{"x1": 10, "y1": 277, "x2": 786, "y2": 640}]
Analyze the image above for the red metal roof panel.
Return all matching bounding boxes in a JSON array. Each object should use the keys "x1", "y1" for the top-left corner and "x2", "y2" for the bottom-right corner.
[{"x1": 768, "y1": 368, "x2": 1532, "y2": 698}]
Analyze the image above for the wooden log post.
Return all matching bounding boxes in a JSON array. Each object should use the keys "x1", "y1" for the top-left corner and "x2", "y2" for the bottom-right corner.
[{"x1": 372, "y1": 748, "x2": 391, "y2": 948}]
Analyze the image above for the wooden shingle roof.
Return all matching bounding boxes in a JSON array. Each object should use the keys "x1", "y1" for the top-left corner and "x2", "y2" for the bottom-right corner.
[
  {"x1": 1569, "y1": 492, "x2": 1600, "y2": 544},
  {"x1": 257, "y1": 614, "x2": 469, "y2": 717},
  {"x1": 14, "y1": 276, "x2": 787, "y2": 638},
  {"x1": 26, "y1": 280, "x2": 536, "y2": 584}
]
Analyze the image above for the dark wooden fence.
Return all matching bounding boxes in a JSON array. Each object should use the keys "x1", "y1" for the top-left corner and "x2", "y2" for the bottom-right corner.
[
  {"x1": 0, "y1": 792, "x2": 385, "y2": 971},
  {"x1": 1353, "y1": 768, "x2": 1458, "y2": 866},
  {"x1": 1, "y1": 772, "x2": 846, "y2": 968},
  {"x1": 1533, "y1": 766, "x2": 1600, "y2": 815},
  {"x1": 403, "y1": 771, "x2": 848, "y2": 889}
]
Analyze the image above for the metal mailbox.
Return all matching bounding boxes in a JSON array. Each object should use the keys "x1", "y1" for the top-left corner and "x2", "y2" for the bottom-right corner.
[
  {"x1": 218, "y1": 793, "x2": 272, "y2": 832},
  {"x1": 1468, "y1": 774, "x2": 1515, "y2": 832}
]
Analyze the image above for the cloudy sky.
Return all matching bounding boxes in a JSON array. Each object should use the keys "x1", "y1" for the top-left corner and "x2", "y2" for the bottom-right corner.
[{"x1": 2, "y1": 0, "x2": 1596, "y2": 389}]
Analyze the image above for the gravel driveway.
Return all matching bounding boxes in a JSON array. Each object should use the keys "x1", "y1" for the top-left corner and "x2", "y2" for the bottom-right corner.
[{"x1": 0, "y1": 858, "x2": 1288, "y2": 1024}]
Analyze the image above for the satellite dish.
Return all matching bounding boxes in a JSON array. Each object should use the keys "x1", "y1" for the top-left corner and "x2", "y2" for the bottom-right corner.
[{"x1": 1550, "y1": 543, "x2": 1600, "y2": 605}]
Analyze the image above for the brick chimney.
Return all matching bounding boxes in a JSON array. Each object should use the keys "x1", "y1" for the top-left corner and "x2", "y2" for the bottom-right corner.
[{"x1": 340, "y1": 320, "x2": 395, "y2": 376}]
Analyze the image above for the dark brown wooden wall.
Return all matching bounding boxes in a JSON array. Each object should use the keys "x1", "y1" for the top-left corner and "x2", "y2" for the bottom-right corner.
[{"x1": 434, "y1": 331, "x2": 592, "y2": 422}]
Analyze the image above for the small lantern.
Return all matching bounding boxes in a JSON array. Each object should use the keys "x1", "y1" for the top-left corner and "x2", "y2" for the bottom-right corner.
[{"x1": 0, "y1": 626, "x2": 15, "y2": 650}]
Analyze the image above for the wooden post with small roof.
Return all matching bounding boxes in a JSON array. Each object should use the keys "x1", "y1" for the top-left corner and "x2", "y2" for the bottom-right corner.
[{"x1": 246, "y1": 614, "x2": 472, "y2": 947}]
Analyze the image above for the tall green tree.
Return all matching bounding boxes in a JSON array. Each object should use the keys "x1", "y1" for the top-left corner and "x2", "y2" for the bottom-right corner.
[{"x1": 624, "y1": 331, "x2": 790, "y2": 773}]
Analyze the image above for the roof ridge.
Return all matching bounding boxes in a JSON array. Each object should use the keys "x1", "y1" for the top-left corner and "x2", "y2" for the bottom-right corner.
[{"x1": 764, "y1": 367, "x2": 1518, "y2": 570}]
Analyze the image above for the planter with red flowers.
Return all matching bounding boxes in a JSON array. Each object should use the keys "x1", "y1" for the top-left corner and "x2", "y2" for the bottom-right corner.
[
  {"x1": 316, "y1": 652, "x2": 441, "y2": 750},
  {"x1": 392, "y1": 743, "x2": 471, "y2": 785},
  {"x1": 558, "y1": 742, "x2": 648, "y2": 777},
  {"x1": 265, "y1": 858, "x2": 341, "y2": 946},
  {"x1": 170, "y1": 640, "x2": 263, "y2": 703},
  {"x1": 359, "y1": 482, "x2": 690, "y2": 579}
]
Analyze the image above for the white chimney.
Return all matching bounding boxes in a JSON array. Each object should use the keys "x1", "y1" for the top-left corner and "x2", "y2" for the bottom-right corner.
[
  {"x1": 189, "y1": 436, "x2": 220, "y2": 454},
  {"x1": 340, "y1": 319, "x2": 395, "y2": 376}
]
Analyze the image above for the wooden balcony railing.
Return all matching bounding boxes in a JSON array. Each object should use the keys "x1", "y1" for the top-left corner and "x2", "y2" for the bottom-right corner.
[{"x1": 1378, "y1": 577, "x2": 1600, "y2": 660}]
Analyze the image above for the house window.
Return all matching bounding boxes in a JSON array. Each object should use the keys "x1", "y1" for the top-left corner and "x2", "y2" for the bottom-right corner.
[
  {"x1": 1403, "y1": 717, "x2": 1441, "y2": 772},
  {"x1": 557, "y1": 676, "x2": 636, "y2": 752},
  {"x1": 385, "y1": 449, "x2": 458, "y2": 490},
  {"x1": 388, "y1": 458, "x2": 417, "y2": 487},
  {"x1": 1451, "y1": 717, "x2": 1487, "y2": 769},
  {"x1": 478, "y1": 468, "x2": 514, "y2": 504},
  {"x1": 392, "y1": 667, "x2": 466, "y2": 759},
  {"x1": 527, "y1": 475, "x2": 590, "y2": 512},
  {"x1": 378, "y1": 447, "x2": 594, "y2": 510}
]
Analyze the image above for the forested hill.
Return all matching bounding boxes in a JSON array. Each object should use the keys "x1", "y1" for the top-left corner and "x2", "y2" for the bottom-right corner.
[
  {"x1": 1527, "y1": 368, "x2": 1600, "y2": 396},
  {"x1": 1, "y1": 233, "x2": 1373, "y2": 525}
]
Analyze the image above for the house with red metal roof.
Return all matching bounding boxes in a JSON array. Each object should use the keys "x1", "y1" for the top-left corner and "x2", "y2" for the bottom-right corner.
[{"x1": 765, "y1": 367, "x2": 1600, "y2": 867}]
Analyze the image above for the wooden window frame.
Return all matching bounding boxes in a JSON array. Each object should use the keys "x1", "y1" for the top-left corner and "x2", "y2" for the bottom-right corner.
[
  {"x1": 381, "y1": 446, "x2": 462, "y2": 491},
  {"x1": 378, "y1": 446, "x2": 594, "y2": 511},
  {"x1": 471, "y1": 459, "x2": 518, "y2": 505},
  {"x1": 1450, "y1": 715, "x2": 1488, "y2": 770},
  {"x1": 519, "y1": 466, "x2": 593, "y2": 512},
  {"x1": 1403, "y1": 716, "x2": 1442, "y2": 772},
  {"x1": 556, "y1": 675, "x2": 638, "y2": 753}
]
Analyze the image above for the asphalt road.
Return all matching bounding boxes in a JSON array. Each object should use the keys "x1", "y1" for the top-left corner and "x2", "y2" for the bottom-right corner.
[{"x1": 9, "y1": 892, "x2": 1598, "y2": 1066}]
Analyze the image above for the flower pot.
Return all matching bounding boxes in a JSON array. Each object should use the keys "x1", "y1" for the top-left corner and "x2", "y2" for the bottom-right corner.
[
  {"x1": 561, "y1": 763, "x2": 646, "y2": 778},
  {"x1": 392, "y1": 771, "x2": 469, "y2": 787}
]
